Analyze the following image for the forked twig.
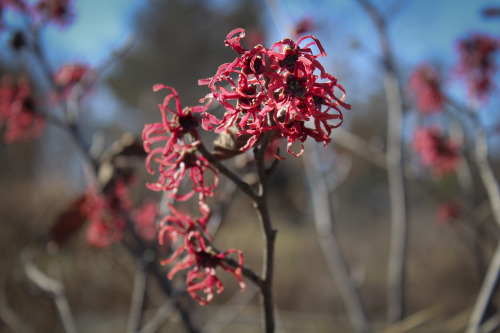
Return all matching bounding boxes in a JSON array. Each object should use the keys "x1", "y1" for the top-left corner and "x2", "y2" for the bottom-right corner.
[
  {"x1": 304, "y1": 142, "x2": 371, "y2": 333},
  {"x1": 22, "y1": 250, "x2": 79, "y2": 333}
]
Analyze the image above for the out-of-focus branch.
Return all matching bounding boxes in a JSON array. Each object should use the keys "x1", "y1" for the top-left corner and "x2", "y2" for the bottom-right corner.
[
  {"x1": 127, "y1": 260, "x2": 149, "y2": 333},
  {"x1": 355, "y1": 0, "x2": 408, "y2": 322},
  {"x1": 139, "y1": 301, "x2": 174, "y2": 333},
  {"x1": 465, "y1": 114, "x2": 500, "y2": 333},
  {"x1": 443, "y1": 94, "x2": 500, "y2": 331},
  {"x1": 22, "y1": 250, "x2": 79, "y2": 333},
  {"x1": 332, "y1": 128, "x2": 387, "y2": 169},
  {"x1": 304, "y1": 142, "x2": 371, "y2": 333},
  {"x1": 202, "y1": 284, "x2": 258, "y2": 333},
  {"x1": 467, "y1": 242, "x2": 500, "y2": 333},
  {"x1": 0, "y1": 278, "x2": 35, "y2": 333}
]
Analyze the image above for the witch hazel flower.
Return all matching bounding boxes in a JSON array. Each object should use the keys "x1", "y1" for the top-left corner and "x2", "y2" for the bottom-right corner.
[
  {"x1": 143, "y1": 86, "x2": 217, "y2": 201},
  {"x1": 54, "y1": 63, "x2": 94, "y2": 98},
  {"x1": 413, "y1": 126, "x2": 460, "y2": 176},
  {"x1": 408, "y1": 64, "x2": 445, "y2": 114},
  {"x1": 200, "y1": 28, "x2": 350, "y2": 156},
  {"x1": 159, "y1": 205, "x2": 245, "y2": 305},
  {"x1": 34, "y1": 0, "x2": 74, "y2": 27},
  {"x1": 0, "y1": 74, "x2": 45, "y2": 143},
  {"x1": 132, "y1": 199, "x2": 160, "y2": 242},
  {"x1": 456, "y1": 33, "x2": 498, "y2": 102}
]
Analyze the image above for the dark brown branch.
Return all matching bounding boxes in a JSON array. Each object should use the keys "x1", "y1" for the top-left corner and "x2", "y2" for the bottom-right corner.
[
  {"x1": 197, "y1": 142, "x2": 258, "y2": 201},
  {"x1": 253, "y1": 131, "x2": 277, "y2": 333}
]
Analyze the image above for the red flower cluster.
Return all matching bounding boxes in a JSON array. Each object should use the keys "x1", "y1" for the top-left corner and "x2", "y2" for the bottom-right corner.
[
  {"x1": 0, "y1": 74, "x2": 44, "y2": 143},
  {"x1": 159, "y1": 205, "x2": 244, "y2": 305},
  {"x1": 143, "y1": 85, "x2": 245, "y2": 304},
  {"x1": 413, "y1": 126, "x2": 460, "y2": 176},
  {"x1": 143, "y1": 85, "x2": 218, "y2": 202},
  {"x1": 456, "y1": 33, "x2": 498, "y2": 101},
  {"x1": 200, "y1": 28, "x2": 349, "y2": 156},
  {"x1": 408, "y1": 64, "x2": 445, "y2": 114}
]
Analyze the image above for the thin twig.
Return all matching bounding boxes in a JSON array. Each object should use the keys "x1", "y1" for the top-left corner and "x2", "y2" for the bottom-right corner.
[
  {"x1": 139, "y1": 301, "x2": 174, "y2": 333},
  {"x1": 466, "y1": 118, "x2": 500, "y2": 333},
  {"x1": 202, "y1": 284, "x2": 258, "y2": 333},
  {"x1": 332, "y1": 127, "x2": 387, "y2": 169},
  {"x1": 127, "y1": 260, "x2": 149, "y2": 333},
  {"x1": 304, "y1": 142, "x2": 371, "y2": 333},
  {"x1": 355, "y1": 0, "x2": 408, "y2": 322},
  {"x1": 197, "y1": 142, "x2": 258, "y2": 201},
  {"x1": 22, "y1": 250, "x2": 79, "y2": 333},
  {"x1": 467, "y1": 242, "x2": 500, "y2": 333}
]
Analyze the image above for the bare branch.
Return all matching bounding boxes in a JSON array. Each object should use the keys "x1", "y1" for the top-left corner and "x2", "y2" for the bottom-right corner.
[
  {"x1": 304, "y1": 142, "x2": 371, "y2": 333},
  {"x1": 22, "y1": 251, "x2": 79, "y2": 333},
  {"x1": 355, "y1": 0, "x2": 409, "y2": 322},
  {"x1": 127, "y1": 261, "x2": 149, "y2": 333}
]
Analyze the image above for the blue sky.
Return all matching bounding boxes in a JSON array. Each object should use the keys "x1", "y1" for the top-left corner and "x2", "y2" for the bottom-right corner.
[
  {"x1": 27, "y1": 0, "x2": 497, "y2": 92},
  {"x1": 43, "y1": 0, "x2": 144, "y2": 67},
  {"x1": 41, "y1": 0, "x2": 499, "y2": 70},
  {"x1": 24, "y1": 0, "x2": 500, "y2": 125}
]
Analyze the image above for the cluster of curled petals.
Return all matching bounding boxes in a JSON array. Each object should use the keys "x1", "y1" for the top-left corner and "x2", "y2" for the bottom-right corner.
[
  {"x1": 0, "y1": 74, "x2": 44, "y2": 143},
  {"x1": 413, "y1": 126, "x2": 460, "y2": 176},
  {"x1": 143, "y1": 86, "x2": 217, "y2": 202},
  {"x1": 200, "y1": 28, "x2": 350, "y2": 156},
  {"x1": 143, "y1": 85, "x2": 245, "y2": 304},
  {"x1": 159, "y1": 205, "x2": 244, "y2": 305},
  {"x1": 456, "y1": 33, "x2": 498, "y2": 101},
  {"x1": 408, "y1": 64, "x2": 445, "y2": 114}
]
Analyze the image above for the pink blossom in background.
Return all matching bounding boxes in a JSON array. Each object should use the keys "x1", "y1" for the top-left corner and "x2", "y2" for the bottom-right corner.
[
  {"x1": 436, "y1": 202, "x2": 461, "y2": 226},
  {"x1": 81, "y1": 182, "x2": 132, "y2": 248},
  {"x1": 54, "y1": 63, "x2": 94, "y2": 97},
  {"x1": 0, "y1": 74, "x2": 45, "y2": 143},
  {"x1": 408, "y1": 64, "x2": 445, "y2": 114},
  {"x1": 132, "y1": 199, "x2": 159, "y2": 242},
  {"x1": 413, "y1": 126, "x2": 460, "y2": 176},
  {"x1": 293, "y1": 17, "x2": 315, "y2": 38},
  {"x1": 456, "y1": 33, "x2": 498, "y2": 101},
  {"x1": 35, "y1": 0, "x2": 74, "y2": 26}
]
